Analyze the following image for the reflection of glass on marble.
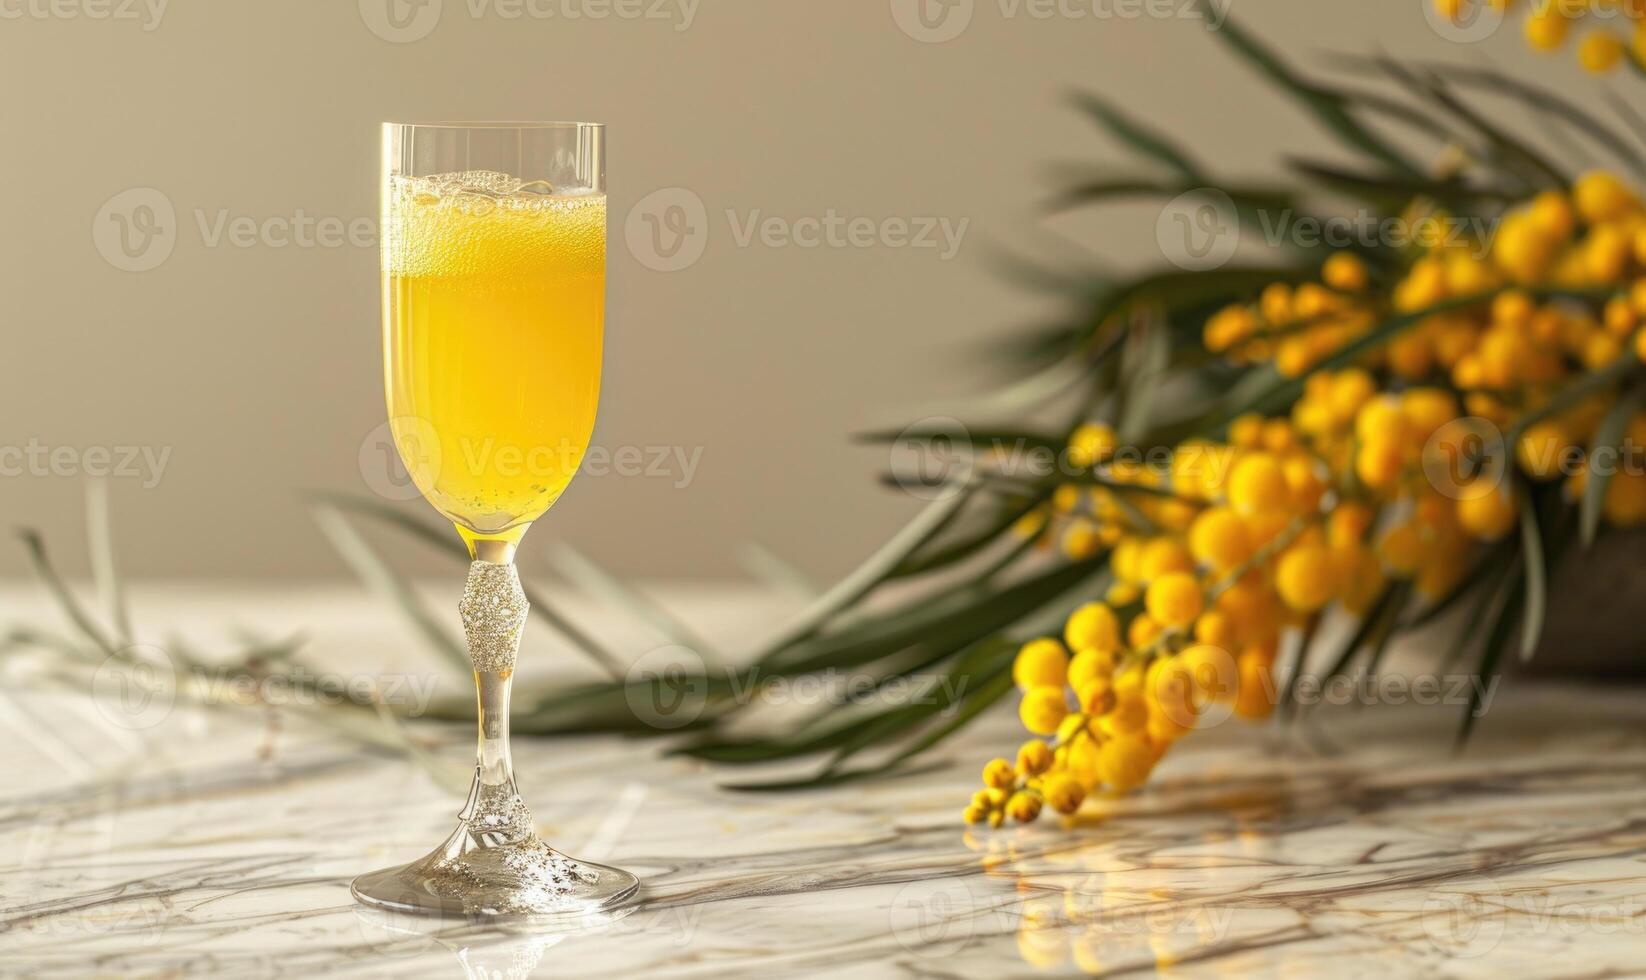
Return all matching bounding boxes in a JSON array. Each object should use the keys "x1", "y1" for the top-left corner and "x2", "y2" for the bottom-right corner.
[
  {"x1": 452, "y1": 935, "x2": 560, "y2": 980},
  {"x1": 352, "y1": 904, "x2": 637, "y2": 980}
]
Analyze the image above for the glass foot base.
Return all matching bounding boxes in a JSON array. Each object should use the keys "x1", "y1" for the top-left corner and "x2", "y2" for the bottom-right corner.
[
  {"x1": 352, "y1": 850, "x2": 639, "y2": 920},
  {"x1": 352, "y1": 780, "x2": 639, "y2": 920},
  {"x1": 352, "y1": 841, "x2": 639, "y2": 920}
]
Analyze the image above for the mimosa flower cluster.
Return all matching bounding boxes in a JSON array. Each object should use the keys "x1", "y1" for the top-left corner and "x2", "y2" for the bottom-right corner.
[
  {"x1": 967, "y1": 170, "x2": 1646, "y2": 826},
  {"x1": 1437, "y1": 0, "x2": 1646, "y2": 73}
]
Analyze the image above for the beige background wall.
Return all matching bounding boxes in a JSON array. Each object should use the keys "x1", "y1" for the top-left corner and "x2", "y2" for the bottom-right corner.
[{"x1": 0, "y1": 1, "x2": 1595, "y2": 582}]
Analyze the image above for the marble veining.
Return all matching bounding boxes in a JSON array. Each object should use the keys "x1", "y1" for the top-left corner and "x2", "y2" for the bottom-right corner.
[{"x1": 3, "y1": 587, "x2": 1645, "y2": 977}]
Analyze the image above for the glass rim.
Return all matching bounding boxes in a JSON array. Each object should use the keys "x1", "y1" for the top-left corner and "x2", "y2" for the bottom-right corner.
[{"x1": 383, "y1": 120, "x2": 605, "y2": 131}]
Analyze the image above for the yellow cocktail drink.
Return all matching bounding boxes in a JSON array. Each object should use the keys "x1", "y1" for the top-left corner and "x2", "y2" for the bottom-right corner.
[{"x1": 383, "y1": 171, "x2": 605, "y2": 548}]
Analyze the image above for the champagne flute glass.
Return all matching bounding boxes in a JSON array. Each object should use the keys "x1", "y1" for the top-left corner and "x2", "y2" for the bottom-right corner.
[{"x1": 352, "y1": 121, "x2": 638, "y2": 918}]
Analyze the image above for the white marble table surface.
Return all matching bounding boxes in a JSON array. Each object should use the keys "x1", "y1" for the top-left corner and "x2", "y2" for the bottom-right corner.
[{"x1": 3, "y1": 583, "x2": 1646, "y2": 978}]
